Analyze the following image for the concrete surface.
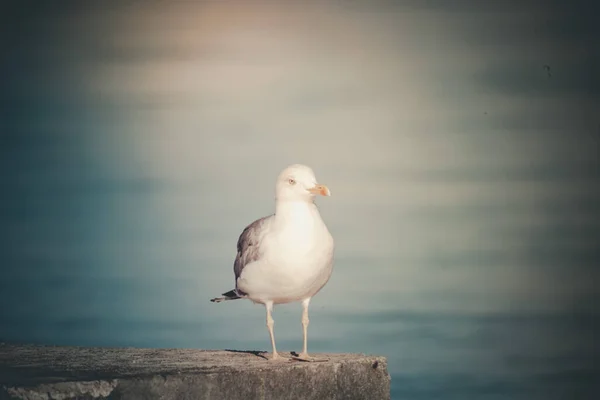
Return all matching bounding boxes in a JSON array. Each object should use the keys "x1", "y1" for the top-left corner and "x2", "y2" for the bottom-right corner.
[{"x1": 0, "y1": 344, "x2": 390, "y2": 400}]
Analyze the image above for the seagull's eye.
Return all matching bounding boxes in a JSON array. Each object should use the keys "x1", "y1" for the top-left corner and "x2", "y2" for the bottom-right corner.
[{"x1": 287, "y1": 178, "x2": 296, "y2": 185}]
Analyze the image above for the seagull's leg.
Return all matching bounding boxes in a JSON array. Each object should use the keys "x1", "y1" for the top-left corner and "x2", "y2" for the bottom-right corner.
[
  {"x1": 265, "y1": 301, "x2": 282, "y2": 361},
  {"x1": 292, "y1": 298, "x2": 328, "y2": 362},
  {"x1": 300, "y1": 298, "x2": 311, "y2": 358}
]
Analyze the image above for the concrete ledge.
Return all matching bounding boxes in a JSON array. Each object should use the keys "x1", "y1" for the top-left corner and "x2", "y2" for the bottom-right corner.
[{"x1": 0, "y1": 344, "x2": 390, "y2": 400}]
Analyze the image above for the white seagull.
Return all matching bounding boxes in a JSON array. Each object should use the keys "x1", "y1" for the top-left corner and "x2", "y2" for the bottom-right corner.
[{"x1": 211, "y1": 164, "x2": 334, "y2": 361}]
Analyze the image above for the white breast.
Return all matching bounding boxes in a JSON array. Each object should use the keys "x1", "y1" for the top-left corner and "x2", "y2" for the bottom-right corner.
[{"x1": 238, "y1": 202, "x2": 334, "y2": 304}]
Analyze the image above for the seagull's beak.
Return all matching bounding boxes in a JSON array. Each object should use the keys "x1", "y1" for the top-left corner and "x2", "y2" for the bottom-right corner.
[{"x1": 308, "y1": 184, "x2": 331, "y2": 196}]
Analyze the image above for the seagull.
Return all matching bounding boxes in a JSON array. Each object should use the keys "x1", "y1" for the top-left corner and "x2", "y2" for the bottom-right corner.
[{"x1": 211, "y1": 164, "x2": 334, "y2": 361}]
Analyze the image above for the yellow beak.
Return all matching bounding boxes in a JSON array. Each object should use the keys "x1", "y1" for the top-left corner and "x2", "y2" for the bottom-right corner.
[{"x1": 307, "y1": 184, "x2": 331, "y2": 196}]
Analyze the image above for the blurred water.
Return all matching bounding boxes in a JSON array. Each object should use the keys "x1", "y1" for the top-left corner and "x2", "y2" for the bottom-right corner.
[
  {"x1": 1, "y1": 1, "x2": 599, "y2": 399},
  {"x1": 2, "y1": 131, "x2": 598, "y2": 398}
]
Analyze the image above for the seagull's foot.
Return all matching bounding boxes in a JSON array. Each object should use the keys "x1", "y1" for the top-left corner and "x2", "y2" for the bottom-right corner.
[
  {"x1": 267, "y1": 352, "x2": 289, "y2": 361},
  {"x1": 291, "y1": 351, "x2": 329, "y2": 362}
]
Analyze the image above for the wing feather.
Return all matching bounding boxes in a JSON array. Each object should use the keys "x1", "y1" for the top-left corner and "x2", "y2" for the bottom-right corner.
[{"x1": 233, "y1": 215, "x2": 272, "y2": 290}]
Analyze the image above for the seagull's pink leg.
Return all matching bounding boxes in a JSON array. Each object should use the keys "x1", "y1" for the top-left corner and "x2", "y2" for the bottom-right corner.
[
  {"x1": 265, "y1": 301, "x2": 283, "y2": 361},
  {"x1": 300, "y1": 298, "x2": 310, "y2": 357},
  {"x1": 292, "y1": 298, "x2": 328, "y2": 362}
]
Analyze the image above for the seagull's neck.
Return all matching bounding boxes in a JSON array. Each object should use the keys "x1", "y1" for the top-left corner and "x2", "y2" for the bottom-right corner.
[{"x1": 274, "y1": 199, "x2": 320, "y2": 225}]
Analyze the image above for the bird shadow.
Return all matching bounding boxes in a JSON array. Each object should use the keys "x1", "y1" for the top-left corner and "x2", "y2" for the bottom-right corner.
[{"x1": 224, "y1": 349, "x2": 269, "y2": 360}]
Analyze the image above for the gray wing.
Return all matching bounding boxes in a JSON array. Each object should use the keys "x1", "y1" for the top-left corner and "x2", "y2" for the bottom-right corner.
[{"x1": 234, "y1": 215, "x2": 272, "y2": 283}]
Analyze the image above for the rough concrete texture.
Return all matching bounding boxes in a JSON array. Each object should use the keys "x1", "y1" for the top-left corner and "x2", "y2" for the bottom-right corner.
[{"x1": 0, "y1": 344, "x2": 390, "y2": 400}]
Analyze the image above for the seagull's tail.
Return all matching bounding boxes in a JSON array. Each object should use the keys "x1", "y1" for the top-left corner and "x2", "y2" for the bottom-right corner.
[{"x1": 210, "y1": 289, "x2": 244, "y2": 303}]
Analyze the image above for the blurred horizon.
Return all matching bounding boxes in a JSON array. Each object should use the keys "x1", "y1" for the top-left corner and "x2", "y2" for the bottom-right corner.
[{"x1": 1, "y1": 1, "x2": 599, "y2": 398}]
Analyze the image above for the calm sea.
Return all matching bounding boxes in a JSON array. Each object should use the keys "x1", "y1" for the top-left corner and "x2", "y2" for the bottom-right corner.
[{"x1": 2, "y1": 131, "x2": 598, "y2": 399}]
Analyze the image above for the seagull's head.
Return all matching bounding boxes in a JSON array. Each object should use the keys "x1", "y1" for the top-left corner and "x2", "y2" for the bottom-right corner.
[{"x1": 275, "y1": 164, "x2": 331, "y2": 202}]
